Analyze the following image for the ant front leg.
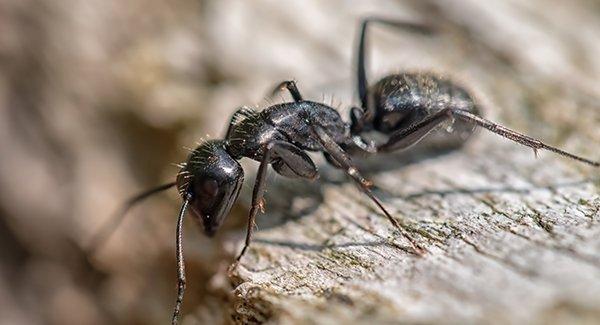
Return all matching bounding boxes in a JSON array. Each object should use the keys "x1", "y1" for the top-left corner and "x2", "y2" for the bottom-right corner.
[
  {"x1": 234, "y1": 145, "x2": 273, "y2": 263},
  {"x1": 312, "y1": 125, "x2": 425, "y2": 254},
  {"x1": 234, "y1": 141, "x2": 318, "y2": 264}
]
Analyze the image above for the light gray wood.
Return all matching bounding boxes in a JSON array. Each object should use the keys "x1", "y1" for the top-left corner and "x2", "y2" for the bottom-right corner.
[{"x1": 221, "y1": 1, "x2": 600, "y2": 324}]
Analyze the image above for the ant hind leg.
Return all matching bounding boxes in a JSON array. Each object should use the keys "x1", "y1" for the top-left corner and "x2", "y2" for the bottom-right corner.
[
  {"x1": 376, "y1": 107, "x2": 599, "y2": 167},
  {"x1": 452, "y1": 110, "x2": 599, "y2": 167},
  {"x1": 353, "y1": 17, "x2": 436, "y2": 133}
]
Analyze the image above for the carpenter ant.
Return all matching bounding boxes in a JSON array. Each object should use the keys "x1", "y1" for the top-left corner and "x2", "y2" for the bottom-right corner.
[{"x1": 87, "y1": 17, "x2": 599, "y2": 324}]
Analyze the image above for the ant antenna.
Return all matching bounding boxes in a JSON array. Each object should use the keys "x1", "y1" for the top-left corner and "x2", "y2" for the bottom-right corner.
[
  {"x1": 172, "y1": 194, "x2": 191, "y2": 325},
  {"x1": 86, "y1": 182, "x2": 177, "y2": 255}
]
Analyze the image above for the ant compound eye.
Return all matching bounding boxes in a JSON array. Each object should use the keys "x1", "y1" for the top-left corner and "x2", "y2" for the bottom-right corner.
[
  {"x1": 180, "y1": 140, "x2": 244, "y2": 237},
  {"x1": 200, "y1": 179, "x2": 219, "y2": 197},
  {"x1": 192, "y1": 173, "x2": 243, "y2": 237}
]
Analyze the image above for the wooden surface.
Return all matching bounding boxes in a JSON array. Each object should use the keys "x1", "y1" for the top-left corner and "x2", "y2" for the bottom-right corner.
[
  {"x1": 228, "y1": 141, "x2": 600, "y2": 324},
  {"x1": 220, "y1": 1, "x2": 600, "y2": 324}
]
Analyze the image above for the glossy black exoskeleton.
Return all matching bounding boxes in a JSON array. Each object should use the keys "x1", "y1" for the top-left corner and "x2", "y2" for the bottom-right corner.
[
  {"x1": 175, "y1": 140, "x2": 244, "y2": 237},
  {"x1": 88, "y1": 17, "x2": 599, "y2": 325},
  {"x1": 350, "y1": 73, "x2": 480, "y2": 153},
  {"x1": 345, "y1": 18, "x2": 599, "y2": 165}
]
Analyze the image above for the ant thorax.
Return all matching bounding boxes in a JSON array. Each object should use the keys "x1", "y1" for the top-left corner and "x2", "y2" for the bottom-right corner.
[{"x1": 226, "y1": 101, "x2": 350, "y2": 161}]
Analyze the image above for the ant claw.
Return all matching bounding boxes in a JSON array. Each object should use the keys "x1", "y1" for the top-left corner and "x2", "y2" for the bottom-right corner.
[
  {"x1": 227, "y1": 260, "x2": 240, "y2": 276},
  {"x1": 413, "y1": 245, "x2": 427, "y2": 256},
  {"x1": 258, "y1": 198, "x2": 266, "y2": 213}
]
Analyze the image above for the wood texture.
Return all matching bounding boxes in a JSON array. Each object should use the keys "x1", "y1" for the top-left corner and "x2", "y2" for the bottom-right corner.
[
  {"x1": 221, "y1": 1, "x2": 600, "y2": 324},
  {"x1": 228, "y1": 142, "x2": 600, "y2": 324}
]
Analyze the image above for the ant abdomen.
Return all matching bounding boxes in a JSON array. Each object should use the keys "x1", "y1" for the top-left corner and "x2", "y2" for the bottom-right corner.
[
  {"x1": 365, "y1": 72, "x2": 480, "y2": 149},
  {"x1": 370, "y1": 73, "x2": 478, "y2": 133}
]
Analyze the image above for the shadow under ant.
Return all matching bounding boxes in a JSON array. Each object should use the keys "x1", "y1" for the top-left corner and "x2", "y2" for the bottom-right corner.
[
  {"x1": 253, "y1": 238, "x2": 391, "y2": 252},
  {"x1": 252, "y1": 147, "x2": 598, "y2": 252},
  {"x1": 396, "y1": 177, "x2": 599, "y2": 200},
  {"x1": 250, "y1": 136, "x2": 467, "y2": 232}
]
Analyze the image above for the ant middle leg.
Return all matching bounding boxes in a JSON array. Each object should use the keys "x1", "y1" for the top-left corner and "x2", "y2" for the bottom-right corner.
[
  {"x1": 312, "y1": 125, "x2": 424, "y2": 254},
  {"x1": 234, "y1": 141, "x2": 318, "y2": 263}
]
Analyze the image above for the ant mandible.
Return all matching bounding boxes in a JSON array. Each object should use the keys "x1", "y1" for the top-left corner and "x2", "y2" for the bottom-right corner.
[{"x1": 87, "y1": 17, "x2": 599, "y2": 324}]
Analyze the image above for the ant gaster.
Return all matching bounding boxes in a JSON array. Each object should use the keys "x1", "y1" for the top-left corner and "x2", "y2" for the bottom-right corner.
[{"x1": 87, "y1": 17, "x2": 599, "y2": 324}]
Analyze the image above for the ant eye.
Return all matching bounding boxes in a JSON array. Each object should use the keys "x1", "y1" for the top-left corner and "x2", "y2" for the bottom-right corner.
[
  {"x1": 193, "y1": 179, "x2": 220, "y2": 210},
  {"x1": 200, "y1": 179, "x2": 219, "y2": 197},
  {"x1": 191, "y1": 173, "x2": 243, "y2": 237}
]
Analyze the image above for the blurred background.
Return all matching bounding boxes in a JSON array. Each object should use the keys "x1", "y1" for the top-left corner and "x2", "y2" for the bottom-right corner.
[{"x1": 1, "y1": 0, "x2": 599, "y2": 324}]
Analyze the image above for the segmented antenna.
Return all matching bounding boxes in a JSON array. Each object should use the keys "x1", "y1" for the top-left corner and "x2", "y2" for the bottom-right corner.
[{"x1": 86, "y1": 182, "x2": 176, "y2": 255}]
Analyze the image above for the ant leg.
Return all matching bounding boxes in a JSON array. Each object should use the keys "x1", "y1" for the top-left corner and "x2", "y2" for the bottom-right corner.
[
  {"x1": 377, "y1": 108, "x2": 599, "y2": 167},
  {"x1": 235, "y1": 143, "x2": 275, "y2": 262},
  {"x1": 453, "y1": 110, "x2": 599, "y2": 167},
  {"x1": 377, "y1": 108, "x2": 454, "y2": 152},
  {"x1": 312, "y1": 126, "x2": 424, "y2": 254},
  {"x1": 234, "y1": 142, "x2": 318, "y2": 262},
  {"x1": 172, "y1": 193, "x2": 192, "y2": 325},
  {"x1": 271, "y1": 80, "x2": 304, "y2": 102},
  {"x1": 270, "y1": 142, "x2": 318, "y2": 179},
  {"x1": 86, "y1": 182, "x2": 176, "y2": 255},
  {"x1": 350, "y1": 106, "x2": 371, "y2": 135},
  {"x1": 225, "y1": 106, "x2": 256, "y2": 138},
  {"x1": 355, "y1": 17, "x2": 435, "y2": 114}
]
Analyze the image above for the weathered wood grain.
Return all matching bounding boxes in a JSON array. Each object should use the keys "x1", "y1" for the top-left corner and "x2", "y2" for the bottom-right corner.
[
  {"x1": 220, "y1": 1, "x2": 600, "y2": 324},
  {"x1": 227, "y1": 140, "x2": 599, "y2": 324}
]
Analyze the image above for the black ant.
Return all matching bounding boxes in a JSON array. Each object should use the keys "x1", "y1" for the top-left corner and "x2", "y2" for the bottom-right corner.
[{"x1": 87, "y1": 17, "x2": 599, "y2": 324}]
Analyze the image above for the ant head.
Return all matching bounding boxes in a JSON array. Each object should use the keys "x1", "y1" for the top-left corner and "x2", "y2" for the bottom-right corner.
[{"x1": 177, "y1": 140, "x2": 244, "y2": 237}]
